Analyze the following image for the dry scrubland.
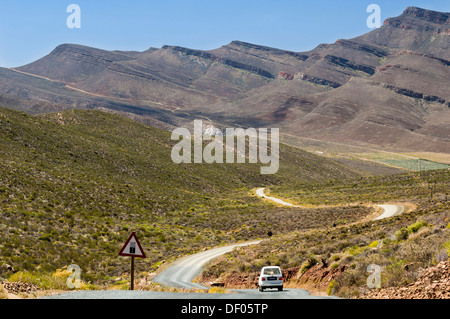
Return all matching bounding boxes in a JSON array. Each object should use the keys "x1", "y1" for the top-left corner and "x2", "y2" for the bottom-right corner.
[
  {"x1": 0, "y1": 106, "x2": 365, "y2": 294},
  {"x1": 201, "y1": 170, "x2": 450, "y2": 298},
  {"x1": 0, "y1": 106, "x2": 448, "y2": 298}
]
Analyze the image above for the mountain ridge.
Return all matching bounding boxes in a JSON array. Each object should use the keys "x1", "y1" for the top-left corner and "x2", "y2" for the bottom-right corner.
[{"x1": 0, "y1": 6, "x2": 448, "y2": 153}]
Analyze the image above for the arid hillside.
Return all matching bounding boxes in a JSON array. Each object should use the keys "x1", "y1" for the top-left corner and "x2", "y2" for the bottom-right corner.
[{"x1": 0, "y1": 7, "x2": 447, "y2": 153}]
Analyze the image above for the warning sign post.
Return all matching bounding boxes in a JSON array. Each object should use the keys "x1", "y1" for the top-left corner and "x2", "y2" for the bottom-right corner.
[{"x1": 119, "y1": 232, "x2": 146, "y2": 290}]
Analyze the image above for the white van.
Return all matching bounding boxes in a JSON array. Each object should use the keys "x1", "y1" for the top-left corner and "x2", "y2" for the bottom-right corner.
[{"x1": 258, "y1": 266, "x2": 283, "y2": 292}]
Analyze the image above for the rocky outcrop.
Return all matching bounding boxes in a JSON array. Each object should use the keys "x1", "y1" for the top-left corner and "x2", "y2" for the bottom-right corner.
[
  {"x1": 435, "y1": 29, "x2": 450, "y2": 36},
  {"x1": 384, "y1": 7, "x2": 449, "y2": 32},
  {"x1": 278, "y1": 71, "x2": 294, "y2": 80},
  {"x1": 230, "y1": 41, "x2": 309, "y2": 61},
  {"x1": 361, "y1": 260, "x2": 450, "y2": 299},
  {"x1": 0, "y1": 281, "x2": 39, "y2": 295},
  {"x1": 334, "y1": 39, "x2": 388, "y2": 58},
  {"x1": 296, "y1": 263, "x2": 347, "y2": 291},
  {"x1": 402, "y1": 7, "x2": 449, "y2": 24},
  {"x1": 377, "y1": 82, "x2": 448, "y2": 106},
  {"x1": 325, "y1": 55, "x2": 376, "y2": 75},
  {"x1": 106, "y1": 63, "x2": 161, "y2": 82},
  {"x1": 395, "y1": 50, "x2": 450, "y2": 66},
  {"x1": 50, "y1": 44, "x2": 133, "y2": 66},
  {"x1": 164, "y1": 46, "x2": 275, "y2": 78},
  {"x1": 295, "y1": 73, "x2": 342, "y2": 88}
]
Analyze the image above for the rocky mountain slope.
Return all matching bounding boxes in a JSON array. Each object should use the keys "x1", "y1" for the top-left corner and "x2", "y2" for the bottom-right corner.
[{"x1": 0, "y1": 6, "x2": 448, "y2": 152}]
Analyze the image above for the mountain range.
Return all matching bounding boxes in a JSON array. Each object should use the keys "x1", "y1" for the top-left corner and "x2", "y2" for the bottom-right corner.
[{"x1": 0, "y1": 6, "x2": 448, "y2": 153}]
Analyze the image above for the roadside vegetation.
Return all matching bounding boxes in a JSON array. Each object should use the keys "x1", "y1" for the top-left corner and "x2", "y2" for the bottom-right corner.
[
  {"x1": 201, "y1": 170, "x2": 449, "y2": 298},
  {"x1": 0, "y1": 106, "x2": 363, "y2": 290},
  {"x1": 270, "y1": 169, "x2": 448, "y2": 206},
  {"x1": 1, "y1": 106, "x2": 447, "y2": 297}
]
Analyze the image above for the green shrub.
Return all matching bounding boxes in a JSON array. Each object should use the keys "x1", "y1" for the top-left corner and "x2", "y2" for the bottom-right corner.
[
  {"x1": 369, "y1": 240, "x2": 379, "y2": 248},
  {"x1": 347, "y1": 245, "x2": 369, "y2": 256},
  {"x1": 443, "y1": 241, "x2": 450, "y2": 256},
  {"x1": 330, "y1": 255, "x2": 340, "y2": 262},
  {"x1": 407, "y1": 221, "x2": 427, "y2": 233},
  {"x1": 300, "y1": 255, "x2": 318, "y2": 274},
  {"x1": 327, "y1": 280, "x2": 336, "y2": 295},
  {"x1": 330, "y1": 262, "x2": 339, "y2": 270},
  {"x1": 8, "y1": 269, "x2": 89, "y2": 290},
  {"x1": 394, "y1": 228, "x2": 409, "y2": 241},
  {"x1": 38, "y1": 233, "x2": 53, "y2": 242},
  {"x1": 0, "y1": 284, "x2": 8, "y2": 299},
  {"x1": 8, "y1": 271, "x2": 40, "y2": 286}
]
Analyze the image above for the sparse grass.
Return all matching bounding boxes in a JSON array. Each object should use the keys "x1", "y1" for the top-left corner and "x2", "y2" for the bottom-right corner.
[
  {"x1": 7, "y1": 267, "x2": 97, "y2": 291},
  {"x1": 351, "y1": 153, "x2": 449, "y2": 171},
  {"x1": 0, "y1": 106, "x2": 362, "y2": 285},
  {"x1": 327, "y1": 280, "x2": 336, "y2": 295},
  {"x1": 394, "y1": 227, "x2": 410, "y2": 241},
  {"x1": 369, "y1": 240, "x2": 379, "y2": 248},
  {"x1": 1, "y1": 105, "x2": 448, "y2": 297},
  {"x1": 202, "y1": 198, "x2": 449, "y2": 297},
  {"x1": 208, "y1": 287, "x2": 229, "y2": 294},
  {"x1": 270, "y1": 169, "x2": 449, "y2": 206},
  {"x1": 300, "y1": 255, "x2": 319, "y2": 274},
  {"x1": 407, "y1": 220, "x2": 427, "y2": 233}
]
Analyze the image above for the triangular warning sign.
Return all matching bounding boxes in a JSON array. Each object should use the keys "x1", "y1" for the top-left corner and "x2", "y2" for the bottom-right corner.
[{"x1": 118, "y1": 232, "x2": 146, "y2": 258}]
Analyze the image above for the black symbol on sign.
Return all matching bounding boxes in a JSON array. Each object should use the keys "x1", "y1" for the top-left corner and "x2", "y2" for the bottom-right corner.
[{"x1": 129, "y1": 242, "x2": 136, "y2": 254}]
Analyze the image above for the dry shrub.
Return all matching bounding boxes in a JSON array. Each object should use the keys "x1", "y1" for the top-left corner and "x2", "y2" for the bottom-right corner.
[{"x1": 0, "y1": 284, "x2": 8, "y2": 299}]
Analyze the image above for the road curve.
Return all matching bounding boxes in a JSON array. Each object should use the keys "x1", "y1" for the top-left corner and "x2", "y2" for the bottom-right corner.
[
  {"x1": 255, "y1": 187, "x2": 406, "y2": 221},
  {"x1": 255, "y1": 187, "x2": 300, "y2": 207},
  {"x1": 373, "y1": 204, "x2": 405, "y2": 220},
  {"x1": 152, "y1": 240, "x2": 262, "y2": 289},
  {"x1": 44, "y1": 189, "x2": 407, "y2": 299},
  {"x1": 152, "y1": 190, "x2": 406, "y2": 289}
]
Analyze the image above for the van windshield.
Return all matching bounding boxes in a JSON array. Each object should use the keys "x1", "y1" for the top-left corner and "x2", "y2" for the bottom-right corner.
[{"x1": 263, "y1": 268, "x2": 281, "y2": 275}]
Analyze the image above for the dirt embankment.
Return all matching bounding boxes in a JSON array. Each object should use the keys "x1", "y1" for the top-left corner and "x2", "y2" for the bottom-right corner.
[
  {"x1": 202, "y1": 259, "x2": 450, "y2": 299},
  {"x1": 200, "y1": 262, "x2": 345, "y2": 293},
  {"x1": 360, "y1": 260, "x2": 450, "y2": 299}
]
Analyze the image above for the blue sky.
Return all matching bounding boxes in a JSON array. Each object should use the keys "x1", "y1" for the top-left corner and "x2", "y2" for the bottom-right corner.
[{"x1": 0, "y1": 0, "x2": 449, "y2": 67}]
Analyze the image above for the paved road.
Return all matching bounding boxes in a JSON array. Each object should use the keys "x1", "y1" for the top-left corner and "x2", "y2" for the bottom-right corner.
[
  {"x1": 44, "y1": 239, "x2": 336, "y2": 299},
  {"x1": 44, "y1": 189, "x2": 406, "y2": 299},
  {"x1": 43, "y1": 288, "x2": 335, "y2": 299},
  {"x1": 152, "y1": 240, "x2": 262, "y2": 289}
]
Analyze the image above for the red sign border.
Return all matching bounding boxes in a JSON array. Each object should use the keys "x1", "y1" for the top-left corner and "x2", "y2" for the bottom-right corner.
[{"x1": 118, "y1": 232, "x2": 146, "y2": 258}]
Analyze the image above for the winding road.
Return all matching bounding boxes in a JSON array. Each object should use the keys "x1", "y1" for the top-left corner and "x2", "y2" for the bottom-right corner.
[
  {"x1": 255, "y1": 187, "x2": 300, "y2": 207},
  {"x1": 152, "y1": 240, "x2": 262, "y2": 289},
  {"x1": 150, "y1": 188, "x2": 407, "y2": 292},
  {"x1": 255, "y1": 187, "x2": 406, "y2": 221},
  {"x1": 44, "y1": 187, "x2": 407, "y2": 299},
  {"x1": 374, "y1": 204, "x2": 406, "y2": 220},
  {"x1": 148, "y1": 239, "x2": 333, "y2": 299}
]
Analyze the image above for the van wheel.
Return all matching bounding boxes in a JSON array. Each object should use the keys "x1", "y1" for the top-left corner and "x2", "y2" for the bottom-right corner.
[
  {"x1": 259, "y1": 286, "x2": 264, "y2": 292},
  {"x1": 278, "y1": 287, "x2": 283, "y2": 291}
]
